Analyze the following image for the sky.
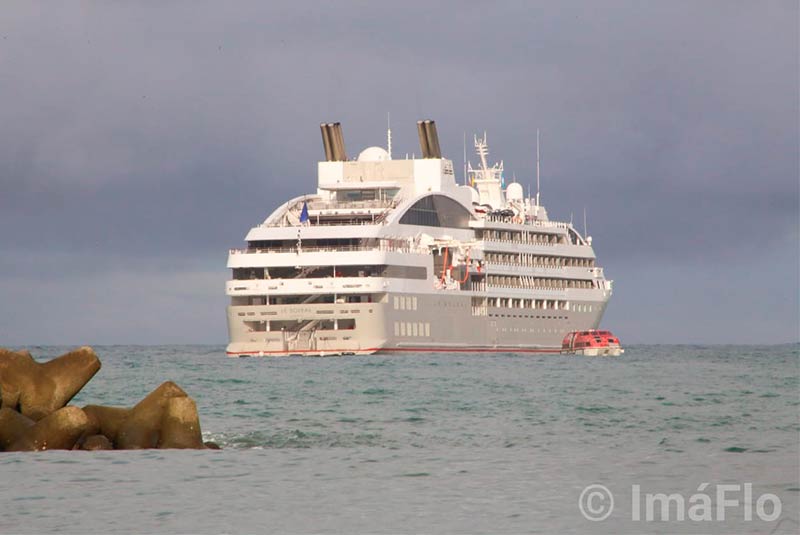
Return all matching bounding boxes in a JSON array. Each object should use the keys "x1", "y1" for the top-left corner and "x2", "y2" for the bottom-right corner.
[{"x1": 0, "y1": 1, "x2": 797, "y2": 346}]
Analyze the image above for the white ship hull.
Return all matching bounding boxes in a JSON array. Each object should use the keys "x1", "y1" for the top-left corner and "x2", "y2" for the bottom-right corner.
[{"x1": 226, "y1": 288, "x2": 608, "y2": 357}]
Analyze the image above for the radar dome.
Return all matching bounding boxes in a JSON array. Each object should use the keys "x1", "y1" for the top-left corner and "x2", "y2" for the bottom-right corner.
[
  {"x1": 506, "y1": 182, "x2": 524, "y2": 202},
  {"x1": 357, "y1": 146, "x2": 390, "y2": 162}
]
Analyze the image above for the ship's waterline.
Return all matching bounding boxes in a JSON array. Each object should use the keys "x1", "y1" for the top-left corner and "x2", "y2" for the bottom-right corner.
[{"x1": 226, "y1": 120, "x2": 613, "y2": 356}]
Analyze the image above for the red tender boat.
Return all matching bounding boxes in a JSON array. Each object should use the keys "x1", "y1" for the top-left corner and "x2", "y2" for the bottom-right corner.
[{"x1": 561, "y1": 330, "x2": 624, "y2": 356}]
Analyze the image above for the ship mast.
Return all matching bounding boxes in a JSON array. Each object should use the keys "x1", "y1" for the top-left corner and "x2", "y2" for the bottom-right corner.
[
  {"x1": 470, "y1": 132, "x2": 505, "y2": 209},
  {"x1": 387, "y1": 112, "x2": 392, "y2": 159},
  {"x1": 463, "y1": 132, "x2": 467, "y2": 186},
  {"x1": 536, "y1": 129, "x2": 541, "y2": 207},
  {"x1": 475, "y1": 132, "x2": 491, "y2": 180}
]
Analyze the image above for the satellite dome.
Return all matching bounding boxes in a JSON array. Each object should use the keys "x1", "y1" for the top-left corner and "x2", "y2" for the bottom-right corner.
[
  {"x1": 506, "y1": 182, "x2": 524, "y2": 202},
  {"x1": 357, "y1": 146, "x2": 390, "y2": 162}
]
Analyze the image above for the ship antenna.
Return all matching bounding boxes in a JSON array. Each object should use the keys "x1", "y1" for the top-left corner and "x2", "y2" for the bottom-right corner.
[
  {"x1": 475, "y1": 132, "x2": 490, "y2": 179},
  {"x1": 463, "y1": 131, "x2": 467, "y2": 186},
  {"x1": 536, "y1": 129, "x2": 541, "y2": 207},
  {"x1": 583, "y1": 206, "x2": 588, "y2": 238},
  {"x1": 387, "y1": 112, "x2": 392, "y2": 159}
]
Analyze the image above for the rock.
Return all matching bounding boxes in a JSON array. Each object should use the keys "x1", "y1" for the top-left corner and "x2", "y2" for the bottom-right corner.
[
  {"x1": 40, "y1": 347, "x2": 101, "y2": 412},
  {"x1": 7, "y1": 406, "x2": 94, "y2": 451},
  {"x1": 80, "y1": 434, "x2": 114, "y2": 451},
  {"x1": 158, "y1": 397, "x2": 204, "y2": 449},
  {"x1": 204, "y1": 441, "x2": 221, "y2": 450},
  {"x1": 0, "y1": 347, "x2": 101, "y2": 420},
  {"x1": 0, "y1": 349, "x2": 35, "y2": 412},
  {"x1": 115, "y1": 381, "x2": 188, "y2": 449},
  {"x1": 0, "y1": 407, "x2": 34, "y2": 450},
  {"x1": 82, "y1": 405, "x2": 132, "y2": 445},
  {"x1": 0, "y1": 348, "x2": 212, "y2": 452}
]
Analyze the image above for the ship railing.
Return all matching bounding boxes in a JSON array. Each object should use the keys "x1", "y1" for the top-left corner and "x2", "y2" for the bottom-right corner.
[
  {"x1": 484, "y1": 261, "x2": 566, "y2": 271},
  {"x1": 297, "y1": 220, "x2": 380, "y2": 227},
  {"x1": 306, "y1": 198, "x2": 400, "y2": 211},
  {"x1": 481, "y1": 216, "x2": 571, "y2": 230},
  {"x1": 487, "y1": 284, "x2": 569, "y2": 292},
  {"x1": 229, "y1": 243, "x2": 430, "y2": 255},
  {"x1": 526, "y1": 220, "x2": 571, "y2": 229},
  {"x1": 259, "y1": 198, "x2": 402, "y2": 229},
  {"x1": 262, "y1": 218, "x2": 396, "y2": 228},
  {"x1": 482, "y1": 238, "x2": 557, "y2": 247},
  {"x1": 261, "y1": 219, "x2": 384, "y2": 229}
]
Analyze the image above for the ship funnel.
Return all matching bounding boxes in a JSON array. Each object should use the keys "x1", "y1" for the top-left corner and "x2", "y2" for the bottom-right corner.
[
  {"x1": 424, "y1": 120, "x2": 441, "y2": 158},
  {"x1": 326, "y1": 122, "x2": 348, "y2": 161},
  {"x1": 417, "y1": 119, "x2": 441, "y2": 159},
  {"x1": 417, "y1": 120, "x2": 431, "y2": 158},
  {"x1": 320, "y1": 123, "x2": 334, "y2": 161}
]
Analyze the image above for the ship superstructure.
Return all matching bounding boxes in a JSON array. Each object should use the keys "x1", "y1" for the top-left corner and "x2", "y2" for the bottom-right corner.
[{"x1": 226, "y1": 120, "x2": 613, "y2": 356}]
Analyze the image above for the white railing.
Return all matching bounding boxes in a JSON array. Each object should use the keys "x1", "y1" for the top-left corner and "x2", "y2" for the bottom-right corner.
[
  {"x1": 307, "y1": 198, "x2": 400, "y2": 211},
  {"x1": 260, "y1": 197, "x2": 403, "y2": 228},
  {"x1": 526, "y1": 219, "x2": 571, "y2": 229},
  {"x1": 482, "y1": 239, "x2": 557, "y2": 247},
  {"x1": 478, "y1": 216, "x2": 571, "y2": 230},
  {"x1": 229, "y1": 243, "x2": 429, "y2": 255},
  {"x1": 485, "y1": 262, "x2": 566, "y2": 272}
]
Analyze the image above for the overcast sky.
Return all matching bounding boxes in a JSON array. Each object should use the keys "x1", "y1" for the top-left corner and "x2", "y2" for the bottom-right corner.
[{"x1": 1, "y1": 1, "x2": 797, "y2": 345}]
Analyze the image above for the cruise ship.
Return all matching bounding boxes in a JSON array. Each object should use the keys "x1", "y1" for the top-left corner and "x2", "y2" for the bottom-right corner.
[{"x1": 225, "y1": 120, "x2": 614, "y2": 356}]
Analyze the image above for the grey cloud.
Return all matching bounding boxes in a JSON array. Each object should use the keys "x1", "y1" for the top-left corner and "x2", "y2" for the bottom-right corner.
[{"x1": 0, "y1": 1, "x2": 797, "y2": 344}]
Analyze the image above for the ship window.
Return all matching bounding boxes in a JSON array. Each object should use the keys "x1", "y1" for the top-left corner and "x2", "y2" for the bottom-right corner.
[
  {"x1": 400, "y1": 195, "x2": 438, "y2": 226},
  {"x1": 382, "y1": 266, "x2": 428, "y2": 279},
  {"x1": 341, "y1": 189, "x2": 376, "y2": 202},
  {"x1": 399, "y1": 195, "x2": 472, "y2": 228},
  {"x1": 400, "y1": 323, "x2": 406, "y2": 336},
  {"x1": 394, "y1": 322, "x2": 400, "y2": 336}
]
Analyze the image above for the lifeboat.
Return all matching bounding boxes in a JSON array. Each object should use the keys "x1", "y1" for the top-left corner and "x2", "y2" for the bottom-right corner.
[{"x1": 561, "y1": 330, "x2": 624, "y2": 356}]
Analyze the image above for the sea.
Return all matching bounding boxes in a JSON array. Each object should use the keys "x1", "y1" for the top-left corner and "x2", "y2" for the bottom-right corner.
[{"x1": 1, "y1": 345, "x2": 797, "y2": 534}]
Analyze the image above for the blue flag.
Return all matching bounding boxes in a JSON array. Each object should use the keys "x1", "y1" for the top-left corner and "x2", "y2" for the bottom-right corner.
[{"x1": 299, "y1": 201, "x2": 309, "y2": 224}]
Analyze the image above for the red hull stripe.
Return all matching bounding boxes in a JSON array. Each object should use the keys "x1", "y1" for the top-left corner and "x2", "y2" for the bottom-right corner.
[
  {"x1": 382, "y1": 347, "x2": 561, "y2": 353},
  {"x1": 226, "y1": 348, "x2": 379, "y2": 355},
  {"x1": 226, "y1": 346, "x2": 562, "y2": 356}
]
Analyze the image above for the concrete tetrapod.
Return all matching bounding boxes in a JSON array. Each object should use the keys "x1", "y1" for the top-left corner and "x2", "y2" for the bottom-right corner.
[
  {"x1": 79, "y1": 434, "x2": 114, "y2": 451},
  {"x1": 0, "y1": 347, "x2": 101, "y2": 421},
  {"x1": 115, "y1": 381, "x2": 189, "y2": 449},
  {"x1": 82, "y1": 405, "x2": 132, "y2": 446},
  {"x1": 158, "y1": 396, "x2": 205, "y2": 449},
  {"x1": 6, "y1": 406, "x2": 95, "y2": 451},
  {"x1": 0, "y1": 348, "x2": 217, "y2": 451},
  {"x1": 0, "y1": 407, "x2": 34, "y2": 450}
]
